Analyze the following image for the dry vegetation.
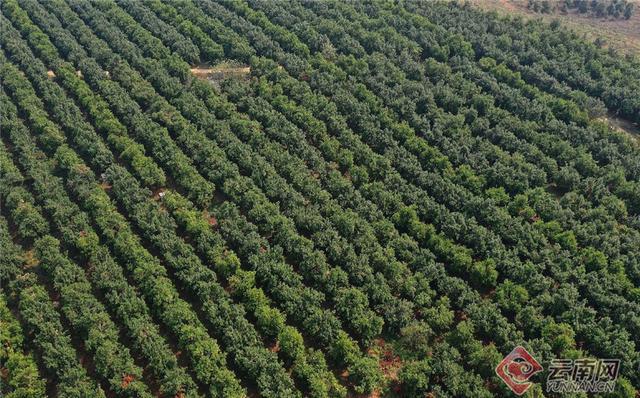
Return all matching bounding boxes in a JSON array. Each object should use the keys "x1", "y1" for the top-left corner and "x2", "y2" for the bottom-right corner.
[{"x1": 467, "y1": 0, "x2": 640, "y2": 55}]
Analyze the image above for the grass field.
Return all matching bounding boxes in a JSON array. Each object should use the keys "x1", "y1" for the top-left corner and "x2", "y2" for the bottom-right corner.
[{"x1": 467, "y1": 0, "x2": 640, "y2": 56}]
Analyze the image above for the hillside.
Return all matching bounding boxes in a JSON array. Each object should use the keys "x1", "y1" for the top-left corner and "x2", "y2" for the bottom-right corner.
[{"x1": 1, "y1": 1, "x2": 639, "y2": 397}]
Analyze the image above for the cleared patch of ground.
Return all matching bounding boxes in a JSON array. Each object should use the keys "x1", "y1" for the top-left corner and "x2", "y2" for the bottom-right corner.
[
  {"x1": 190, "y1": 61, "x2": 251, "y2": 83},
  {"x1": 598, "y1": 112, "x2": 640, "y2": 143}
]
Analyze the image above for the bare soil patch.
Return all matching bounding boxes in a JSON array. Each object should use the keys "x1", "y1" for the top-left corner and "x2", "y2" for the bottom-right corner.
[{"x1": 190, "y1": 62, "x2": 251, "y2": 83}]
